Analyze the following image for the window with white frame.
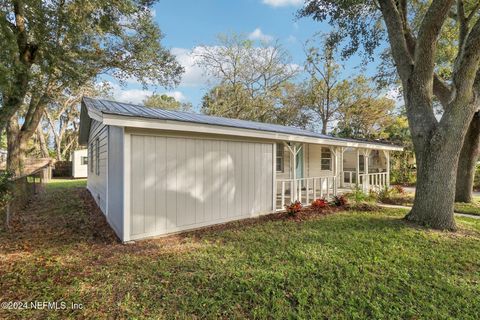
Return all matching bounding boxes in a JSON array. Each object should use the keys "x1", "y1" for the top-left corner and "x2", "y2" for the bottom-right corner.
[
  {"x1": 95, "y1": 138, "x2": 100, "y2": 175},
  {"x1": 276, "y1": 143, "x2": 284, "y2": 172},
  {"x1": 81, "y1": 156, "x2": 88, "y2": 165},
  {"x1": 321, "y1": 147, "x2": 332, "y2": 170}
]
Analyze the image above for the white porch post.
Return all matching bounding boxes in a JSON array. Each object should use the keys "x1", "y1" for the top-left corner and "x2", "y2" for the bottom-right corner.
[
  {"x1": 272, "y1": 143, "x2": 277, "y2": 210},
  {"x1": 329, "y1": 146, "x2": 338, "y2": 196},
  {"x1": 292, "y1": 145, "x2": 297, "y2": 202},
  {"x1": 356, "y1": 148, "x2": 360, "y2": 187},
  {"x1": 364, "y1": 150, "x2": 371, "y2": 192},
  {"x1": 339, "y1": 147, "x2": 345, "y2": 188},
  {"x1": 386, "y1": 150, "x2": 390, "y2": 187}
]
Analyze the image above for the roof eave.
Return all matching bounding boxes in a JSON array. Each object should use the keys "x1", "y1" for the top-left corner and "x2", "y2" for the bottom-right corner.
[{"x1": 102, "y1": 113, "x2": 403, "y2": 151}]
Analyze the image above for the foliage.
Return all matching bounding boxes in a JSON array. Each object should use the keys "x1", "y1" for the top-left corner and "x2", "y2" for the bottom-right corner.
[
  {"x1": 41, "y1": 82, "x2": 112, "y2": 161},
  {"x1": 333, "y1": 76, "x2": 397, "y2": 140},
  {"x1": 197, "y1": 33, "x2": 303, "y2": 124},
  {"x1": 310, "y1": 198, "x2": 329, "y2": 211},
  {"x1": 303, "y1": 33, "x2": 351, "y2": 134},
  {"x1": 377, "y1": 186, "x2": 414, "y2": 206},
  {"x1": 285, "y1": 200, "x2": 302, "y2": 216},
  {"x1": 143, "y1": 94, "x2": 192, "y2": 111},
  {"x1": 2, "y1": 181, "x2": 480, "y2": 319},
  {"x1": 0, "y1": 0, "x2": 184, "y2": 174},
  {"x1": 346, "y1": 185, "x2": 376, "y2": 204},
  {"x1": 331, "y1": 194, "x2": 348, "y2": 207}
]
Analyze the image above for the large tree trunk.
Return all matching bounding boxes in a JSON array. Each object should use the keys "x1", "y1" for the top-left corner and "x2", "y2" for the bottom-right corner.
[
  {"x1": 455, "y1": 112, "x2": 480, "y2": 202},
  {"x1": 36, "y1": 125, "x2": 50, "y2": 158},
  {"x1": 6, "y1": 117, "x2": 27, "y2": 177},
  {"x1": 406, "y1": 142, "x2": 459, "y2": 230},
  {"x1": 403, "y1": 90, "x2": 476, "y2": 231}
]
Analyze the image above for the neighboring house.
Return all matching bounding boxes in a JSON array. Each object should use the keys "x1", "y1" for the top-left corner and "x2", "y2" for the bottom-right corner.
[
  {"x1": 71, "y1": 149, "x2": 88, "y2": 178},
  {"x1": 0, "y1": 149, "x2": 7, "y2": 164},
  {"x1": 79, "y1": 97, "x2": 402, "y2": 242}
]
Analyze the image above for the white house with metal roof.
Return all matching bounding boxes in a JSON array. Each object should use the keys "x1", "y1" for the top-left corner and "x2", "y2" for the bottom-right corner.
[{"x1": 79, "y1": 97, "x2": 403, "y2": 242}]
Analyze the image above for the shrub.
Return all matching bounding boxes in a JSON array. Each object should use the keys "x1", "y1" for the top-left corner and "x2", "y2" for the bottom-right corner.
[
  {"x1": 378, "y1": 186, "x2": 394, "y2": 201},
  {"x1": 346, "y1": 186, "x2": 376, "y2": 204},
  {"x1": 285, "y1": 201, "x2": 302, "y2": 216},
  {"x1": 393, "y1": 184, "x2": 405, "y2": 194},
  {"x1": 332, "y1": 195, "x2": 348, "y2": 207},
  {"x1": 311, "y1": 198, "x2": 329, "y2": 211}
]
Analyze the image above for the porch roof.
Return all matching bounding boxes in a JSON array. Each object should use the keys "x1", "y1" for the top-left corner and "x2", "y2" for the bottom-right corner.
[{"x1": 79, "y1": 97, "x2": 403, "y2": 151}]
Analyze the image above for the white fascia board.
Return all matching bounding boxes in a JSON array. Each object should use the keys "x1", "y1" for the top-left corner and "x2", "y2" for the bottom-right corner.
[{"x1": 102, "y1": 113, "x2": 403, "y2": 151}]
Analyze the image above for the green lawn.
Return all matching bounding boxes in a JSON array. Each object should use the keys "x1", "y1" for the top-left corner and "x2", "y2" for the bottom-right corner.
[
  {"x1": 454, "y1": 197, "x2": 480, "y2": 216},
  {"x1": 1, "y1": 180, "x2": 480, "y2": 319},
  {"x1": 45, "y1": 178, "x2": 87, "y2": 191}
]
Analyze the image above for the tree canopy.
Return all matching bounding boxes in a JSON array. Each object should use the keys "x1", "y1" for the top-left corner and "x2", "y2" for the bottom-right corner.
[{"x1": 0, "y1": 0, "x2": 184, "y2": 174}]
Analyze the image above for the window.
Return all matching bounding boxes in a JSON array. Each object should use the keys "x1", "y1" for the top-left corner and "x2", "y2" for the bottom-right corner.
[
  {"x1": 81, "y1": 156, "x2": 88, "y2": 165},
  {"x1": 89, "y1": 143, "x2": 94, "y2": 173},
  {"x1": 276, "y1": 143, "x2": 284, "y2": 172},
  {"x1": 95, "y1": 138, "x2": 100, "y2": 175},
  {"x1": 321, "y1": 147, "x2": 332, "y2": 171}
]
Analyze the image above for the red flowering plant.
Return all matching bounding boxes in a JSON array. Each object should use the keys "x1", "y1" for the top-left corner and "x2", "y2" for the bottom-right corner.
[
  {"x1": 310, "y1": 198, "x2": 329, "y2": 212},
  {"x1": 285, "y1": 201, "x2": 302, "y2": 216}
]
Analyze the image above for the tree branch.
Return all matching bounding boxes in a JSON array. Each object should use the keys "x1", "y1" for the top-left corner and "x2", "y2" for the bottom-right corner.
[
  {"x1": 414, "y1": 0, "x2": 455, "y2": 85},
  {"x1": 452, "y1": 17, "x2": 480, "y2": 101},
  {"x1": 377, "y1": 0, "x2": 414, "y2": 81}
]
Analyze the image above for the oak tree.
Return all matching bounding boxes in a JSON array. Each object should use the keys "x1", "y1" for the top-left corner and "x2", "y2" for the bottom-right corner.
[{"x1": 300, "y1": 0, "x2": 480, "y2": 230}]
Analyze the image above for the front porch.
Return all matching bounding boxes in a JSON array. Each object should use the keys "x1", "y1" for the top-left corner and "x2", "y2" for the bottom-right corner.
[{"x1": 275, "y1": 142, "x2": 391, "y2": 210}]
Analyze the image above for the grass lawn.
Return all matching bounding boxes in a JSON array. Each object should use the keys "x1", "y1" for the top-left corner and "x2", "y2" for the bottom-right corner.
[
  {"x1": 454, "y1": 197, "x2": 480, "y2": 216},
  {"x1": 1, "y1": 180, "x2": 480, "y2": 319},
  {"x1": 45, "y1": 178, "x2": 87, "y2": 191}
]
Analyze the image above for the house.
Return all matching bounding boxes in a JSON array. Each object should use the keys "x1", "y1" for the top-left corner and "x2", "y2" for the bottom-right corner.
[
  {"x1": 71, "y1": 149, "x2": 88, "y2": 178},
  {"x1": 79, "y1": 97, "x2": 402, "y2": 242}
]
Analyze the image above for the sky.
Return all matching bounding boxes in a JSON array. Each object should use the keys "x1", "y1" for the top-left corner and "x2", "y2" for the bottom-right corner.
[{"x1": 107, "y1": 0, "x2": 385, "y2": 111}]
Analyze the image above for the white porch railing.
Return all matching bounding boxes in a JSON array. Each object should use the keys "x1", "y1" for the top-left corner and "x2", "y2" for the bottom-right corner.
[
  {"x1": 359, "y1": 172, "x2": 389, "y2": 191},
  {"x1": 276, "y1": 176, "x2": 337, "y2": 210}
]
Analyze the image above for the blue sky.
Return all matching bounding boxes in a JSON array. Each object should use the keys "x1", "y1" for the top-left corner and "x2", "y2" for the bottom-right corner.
[{"x1": 109, "y1": 0, "x2": 384, "y2": 110}]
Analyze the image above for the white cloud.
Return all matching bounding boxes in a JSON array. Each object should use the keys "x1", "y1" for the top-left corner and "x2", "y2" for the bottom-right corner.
[
  {"x1": 105, "y1": 81, "x2": 187, "y2": 105},
  {"x1": 113, "y1": 88, "x2": 153, "y2": 104},
  {"x1": 164, "y1": 91, "x2": 187, "y2": 102},
  {"x1": 248, "y1": 28, "x2": 273, "y2": 42},
  {"x1": 262, "y1": 0, "x2": 303, "y2": 7},
  {"x1": 171, "y1": 47, "x2": 211, "y2": 87}
]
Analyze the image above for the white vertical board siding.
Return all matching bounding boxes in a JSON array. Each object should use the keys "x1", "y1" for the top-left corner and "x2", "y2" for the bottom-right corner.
[
  {"x1": 129, "y1": 134, "x2": 274, "y2": 239},
  {"x1": 107, "y1": 126, "x2": 124, "y2": 239},
  {"x1": 87, "y1": 120, "x2": 108, "y2": 214}
]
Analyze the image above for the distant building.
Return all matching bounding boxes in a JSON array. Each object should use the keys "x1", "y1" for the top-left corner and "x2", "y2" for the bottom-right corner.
[{"x1": 72, "y1": 149, "x2": 88, "y2": 178}]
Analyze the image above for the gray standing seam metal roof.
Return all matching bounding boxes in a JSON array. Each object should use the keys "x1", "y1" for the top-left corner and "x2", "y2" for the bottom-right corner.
[{"x1": 83, "y1": 97, "x2": 401, "y2": 148}]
